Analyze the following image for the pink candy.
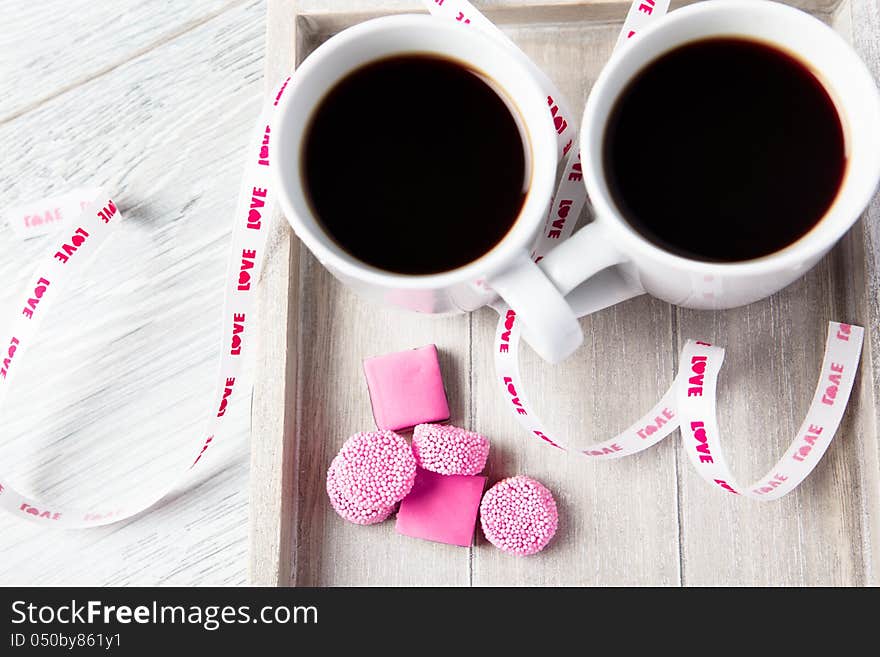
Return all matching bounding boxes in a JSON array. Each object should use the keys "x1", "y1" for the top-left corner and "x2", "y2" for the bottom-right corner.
[
  {"x1": 326, "y1": 457, "x2": 395, "y2": 525},
  {"x1": 412, "y1": 423, "x2": 489, "y2": 476},
  {"x1": 479, "y1": 476, "x2": 559, "y2": 556},
  {"x1": 363, "y1": 345, "x2": 450, "y2": 431},
  {"x1": 326, "y1": 429, "x2": 562, "y2": 554},
  {"x1": 326, "y1": 430, "x2": 417, "y2": 524},
  {"x1": 396, "y1": 469, "x2": 487, "y2": 546}
]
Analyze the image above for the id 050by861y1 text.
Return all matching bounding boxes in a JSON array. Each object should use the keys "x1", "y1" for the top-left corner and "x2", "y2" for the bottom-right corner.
[{"x1": 10, "y1": 632, "x2": 120, "y2": 651}]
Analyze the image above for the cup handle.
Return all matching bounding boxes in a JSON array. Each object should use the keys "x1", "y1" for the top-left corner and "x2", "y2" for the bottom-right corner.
[
  {"x1": 488, "y1": 251, "x2": 583, "y2": 364},
  {"x1": 538, "y1": 222, "x2": 628, "y2": 297},
  {"x1": 565, "y1": 265, "x2": 645, "y2": 318}
]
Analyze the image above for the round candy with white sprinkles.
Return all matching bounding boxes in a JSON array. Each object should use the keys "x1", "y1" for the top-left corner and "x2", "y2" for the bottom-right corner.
[
  {"x1": 331, "y1": 430, "x2": 417, "y2": 511},
  {"x1": 326, "y1": 456, "x2": 395, "y2": 525},
  {"x1": 479, "y1": 476, "x2": 559, "y2": 556},
  {"x1": 412, "y1": 424, "x2": 489, "y2": 476}
]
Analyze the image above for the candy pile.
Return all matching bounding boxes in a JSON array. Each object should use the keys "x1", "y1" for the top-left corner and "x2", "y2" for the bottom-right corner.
[{"x1": 325, "y1": 344, "x2": 559, "y2": 556}]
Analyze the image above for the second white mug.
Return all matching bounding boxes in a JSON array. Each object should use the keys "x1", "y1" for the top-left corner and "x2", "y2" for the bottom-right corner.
[{"x1": 542, "y1": 0, "x2": 880, "y2": 319}]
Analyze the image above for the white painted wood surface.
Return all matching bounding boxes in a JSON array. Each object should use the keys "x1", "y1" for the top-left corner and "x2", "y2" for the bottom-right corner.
[
  {"x1": 0, "y1": 0, "x2": 265, "y2": 585},
  {"x1": 255, "y1": 0, "x2": 880, "y2": 586}
]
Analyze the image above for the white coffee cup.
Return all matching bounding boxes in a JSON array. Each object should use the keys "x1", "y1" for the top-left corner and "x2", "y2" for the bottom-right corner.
[
  {"x1": 540, "y1": 0, "x2": 880, "y2": 322},
  {"x1": 273, "y1": 14, "x2": 582, "y2": 363}
]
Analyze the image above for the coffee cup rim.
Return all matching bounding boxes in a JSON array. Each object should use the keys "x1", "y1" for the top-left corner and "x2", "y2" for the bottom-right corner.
[
  {"x1": 273, "y1": 14, "x2": 559, "y2": 289},
  {"x1": 581, "y1": 0, "x2": 880, "y2": 275}
]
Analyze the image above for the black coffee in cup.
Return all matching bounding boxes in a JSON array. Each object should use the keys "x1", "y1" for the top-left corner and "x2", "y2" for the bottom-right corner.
[
  {"x1": 603, "y1": 37, "x2": 846, "y2": 262},
  {"x1": 302, "y1": 55, "x2": 529, "y2": 275}
]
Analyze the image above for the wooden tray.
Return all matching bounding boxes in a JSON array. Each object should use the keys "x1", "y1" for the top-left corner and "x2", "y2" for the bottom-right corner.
[{"x1": 249, "y1": 0, "x2": 880, "y2": 586}]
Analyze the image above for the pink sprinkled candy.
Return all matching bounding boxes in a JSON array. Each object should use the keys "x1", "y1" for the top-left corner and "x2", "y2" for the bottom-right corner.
[
  {"x1": 480, "y1": 476, "x2": 559, "y2": 556},
  {"x1": 327, "y1": 430, "x2": 417, "y2": 523},
  {"x1": 412, "y1": 424, "x2": 489, "y2": 476},
  {"x1": 326, "y1": 457, "x2": 395, "y2": 525}
]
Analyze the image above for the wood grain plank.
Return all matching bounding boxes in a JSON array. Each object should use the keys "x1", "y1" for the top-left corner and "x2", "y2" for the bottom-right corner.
[
  {"x1": 674, "y1": 248, "x2": 869, "y2": 586},
  {"x1": 289, "y1": 0, "x2": 841, "y2": 30},
  {"x1": 673, "y1": 0, "x2": 876, "y2": 587},
  {"x1": 470, "y1": 17, "x2": 680, "y2": 586},
  {"x1": 291, "y1": 272, "x2": 473, "y2": 586},
  {"x1": 847, "y1": 0, "x2": 880, "y2": 586},
  {"x1": 0, "y1": 0, "x2": 265, "y2": 586},
  {"x1": 471, "y1": 301, "x2": 682, "y2": 586},
  {"x1": 289, "y1": 0, "x2": 849, "y2": 16},
  {"x1": 0, "y1": 0, "x2": 249, "y2": 124}
]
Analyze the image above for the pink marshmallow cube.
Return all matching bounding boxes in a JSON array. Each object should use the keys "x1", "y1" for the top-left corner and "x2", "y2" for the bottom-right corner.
[
  {"x1": 363, "y1": 345, "x2": 450, "y2": 431},
  {"x1": 396, "y1": 468, "x2": 487, "y2": 547}
]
